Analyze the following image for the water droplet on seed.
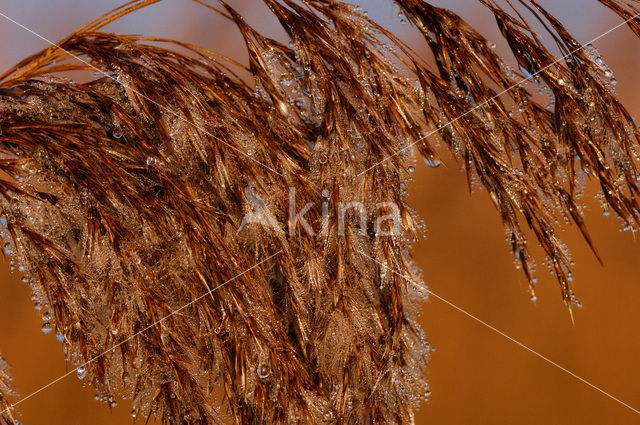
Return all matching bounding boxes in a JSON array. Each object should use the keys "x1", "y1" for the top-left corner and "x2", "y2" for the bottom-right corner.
[
  {"x1": 423, "y1": 157, "x2": 440, "y2": 168},
  {"x1": 277, "y1": 100, "x2": 289, "y2": 115},
  {"x1": 77, "y1": 366, "x2": 87, "y2": 380},
  {"x1": 256, "y1": 364, "x2": 270, "y2": 379}
]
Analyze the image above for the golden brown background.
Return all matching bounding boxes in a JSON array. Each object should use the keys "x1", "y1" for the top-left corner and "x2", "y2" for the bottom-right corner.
[{"x1": 1, "y1": 1, "x2": 639, "y2": 424}]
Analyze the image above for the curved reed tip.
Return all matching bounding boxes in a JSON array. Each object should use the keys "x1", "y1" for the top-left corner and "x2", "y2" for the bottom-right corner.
[{"x1": 0, "y1": 0, "x2": 639, "y2": 423}]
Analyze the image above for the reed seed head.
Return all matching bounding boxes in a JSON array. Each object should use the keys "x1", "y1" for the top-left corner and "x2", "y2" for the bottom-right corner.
[{"x1": 0, "y1": 0, "x2": 639, "y2": 423}]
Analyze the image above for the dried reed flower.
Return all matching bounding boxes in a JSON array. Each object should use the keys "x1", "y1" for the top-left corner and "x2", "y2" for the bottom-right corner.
[
  {"x1": 0, "y1": 0, "x2": 639, "y2": 424},
  {"x1": 0, "y1": 355, "x2": 16, "y2": 425}
]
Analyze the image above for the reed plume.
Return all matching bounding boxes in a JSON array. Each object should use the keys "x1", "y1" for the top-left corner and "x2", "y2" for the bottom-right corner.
[
  {"x1": 0, "y1": 355, "x2": 16, "y2": 425},
  {"x1": 0, "y1": 0, "x2": 639, "y2": 423}
]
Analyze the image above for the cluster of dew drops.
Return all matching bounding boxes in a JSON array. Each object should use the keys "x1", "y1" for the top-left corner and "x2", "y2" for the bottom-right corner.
[
  {"x1": 0, "y1": 217, "x2": 55, "y2": 336},
  {"x1": 493, "y1": 38, "x2": 635, "y2": 285},
  {"x1": 0, "y1": 13, "x2": 633, "y2": 423},
  {"x1": 0, "y1": 212, "x2": 97, "y2": 385},
  {"x1": 0, "y1": 220, "x2": 130, "y2": 416},
  {"x1": 401, "y1": 36, "x2": 632, "y2": 308}
]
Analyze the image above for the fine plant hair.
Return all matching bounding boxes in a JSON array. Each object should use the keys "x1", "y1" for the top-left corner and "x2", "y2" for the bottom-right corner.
[
  {"x1": 0, "y1": 356, "x2": 16, "y2": 425},
  {"x1": 0, "y1": 0, "x2": 640, "y2": 424}
]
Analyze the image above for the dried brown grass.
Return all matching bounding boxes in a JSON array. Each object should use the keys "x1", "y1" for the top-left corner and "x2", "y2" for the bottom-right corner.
[
  {"x1": 0, "y1": 0, "x2": 639, "y2": 424},
  {"x1": 0, "y1": 356, "x2": 16, "y2": 425}
]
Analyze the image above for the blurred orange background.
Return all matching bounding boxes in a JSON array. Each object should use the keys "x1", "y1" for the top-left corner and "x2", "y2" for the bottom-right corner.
[{"x1": 1, "y1": 1, "x2": 639, "y2": 424}]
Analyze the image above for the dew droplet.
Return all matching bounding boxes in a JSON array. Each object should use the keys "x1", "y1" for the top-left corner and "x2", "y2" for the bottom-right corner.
[
  {"x1": 279, "y1": 75, "x2": 293, "y2": 87},
  {"x1": 407, "y1": 165, "x2": 415, "y2": 174},
  {"x1": 112, "y1": 128, "x2": 123, "y2": 139},
  {"x1": 423, "y1": 157, "x2": 440, "y2": 168},
  {"x1": 277, "y1": 100, "x2": 289, "y2": 115},
  {"x1": 346, "y1": 396, "x2": 354, "y2": 412},
  {"x1": 256, "y1": 364, "x2": 271, "y2": 379},
  {"x1": 77, "y1": 365, "x2": 87, "y2": 380},
  {"x1": 41, "y1": 322, "x2": 52, "y2": 334}
]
